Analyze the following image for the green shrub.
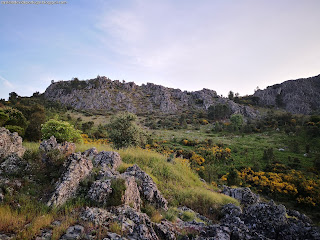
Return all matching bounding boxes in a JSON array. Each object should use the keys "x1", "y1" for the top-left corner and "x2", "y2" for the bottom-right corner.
[
  {"x1": 108, "y1": 178, "x2": 126, "y2": 206},
  {"x1": 181, "y1": 211, "x2": 196, "y2": 222},
  {"x1": 41, "y1": 119, "x2": 82, "y2": 143},
  {"x1": 0, "y1": 112, "x2": 9, "y2": 126},
  {"x1": 5, "y1": 125, "x2": 25, "y2": 136},
  {"x1": 227, "y1": 168, "x2": 241, "y2": 186},
  {"x1": 106, "y1": 112, "x2": 147, "y2": 149},
  {"x1": 164, "y1": 207, "x2": 179, "y2": 222}
]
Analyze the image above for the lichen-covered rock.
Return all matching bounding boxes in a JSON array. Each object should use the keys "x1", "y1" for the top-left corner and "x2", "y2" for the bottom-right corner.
[
  {"x1": 110, "y1": 206, "x2": 159, "y2": 240},
  {"x1": 39, "y1": 136, "x2": 76, "y2": 163},
  {"x1": 60, "y1": 225, "x2": 84, "y2": 240},
  {"x1": 0, "y1": 154, "x2": 27, "y2": 175},
  {"x1": 222, "y1": 186, "x2": 260, "y2": 206},
  {"x1": 0, "y1": 127, "x2": 25, "y2": 160},
  {"x1": 94, "y1": 151, "x2": 122, "y2": 171},
  {"x1": 154, "y1": 220, "x2": 177, "y2": 240},
  {"x1": 123, "y1": 164, "x2": 168, "y2": 210},
  {"x1": 47, "y1": 153, "x2": 93, "y2": 207},
  {"x1": 88, "y1": 179, "x2": 113, "y2": 205},
  {"x1": 82, "y1": 147, "x2": 98, "y2": 160},
  {"x1": 81, "y1": 207, "x2": 115, "y2": 225},
  {"x1": 0, "y1": 188, "x2": 4, "y2": 202},
  {"x1": 88, "y1": 175, "x2": 141, "y2": 211}
]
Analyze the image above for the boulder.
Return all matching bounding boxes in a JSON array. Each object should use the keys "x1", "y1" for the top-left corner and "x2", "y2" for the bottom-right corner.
[
  {"x1": 88, "y1": 175, "x2": 141, "y2": 211},
  {"x1": 222, "y1": 186, "x2": 260, "y2": 206},
  {"x1": 39, "y1": 136, "x2": 76, "y2": 163},
  {"x1": 82, "y1": 147, "x2": 98, "y2": 160},
  {"x1": 154, "y1": 220, "x2": 177, "y2": 240},
  {"x1": 0, "y1": 188, "x2": 3, "y2": 202},
  {"x1": 123, "y1": 164, "x2": 168, "y2": 210},
  {"x1": 0, "y1": 154, "x2": 27, "y2": 175},
  {"x1": 47, "y1": 153, "x2": 93, "y2": 207},
  {"x1": 81, "y1": 207, "x2": 115, "y2": 226},
  {"x1": 94, "y1": 151, "x2": 122, "y2": 171},
  {"x1": 60, "y1": 225, "x2": 84, "y2": 240},
  {"x1": 0, "y1": 127, "x2": 25, "y2": 160}
]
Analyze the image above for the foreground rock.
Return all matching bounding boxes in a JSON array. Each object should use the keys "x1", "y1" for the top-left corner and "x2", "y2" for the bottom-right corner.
[
  {"x1": 0, "y1": 154, "x2": 28, "y2": 175},
  {"x1": 47, "y1": 153, "x2": 93, "y2": 207},
  {"x1": 39, "y1": 136, "x2": 76, "y2": 163},
  {"x1": 0, "y1": 127, "x2": 25, "y2": 160},
  {"x1": 123, "y1": 164, "x2": 168, "y2": 210},
  {"x1": 93, "y1": 151, "x2": 122, "y2": 171}
]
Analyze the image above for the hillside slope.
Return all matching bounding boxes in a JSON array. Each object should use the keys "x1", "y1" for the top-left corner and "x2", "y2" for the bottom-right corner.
[
  {"x1": 44, "y1": 76, "x2": 258, "y2": 118},
  {"x1": 254, "y1": 74, "x2": 320, "y2": 114}
]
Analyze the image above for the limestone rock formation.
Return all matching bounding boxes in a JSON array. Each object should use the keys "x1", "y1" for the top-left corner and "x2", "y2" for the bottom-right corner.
[
  {"x1": 44, "y1": 76, "x2": 258, "y2": 118},
  {"x1": 60, "y1": 225, "x2": 84, "y2": 240},
  {"x1": 222, "y1": 185, "x2": 260, "y2": 206},
  {"x1": 94, "y1": 151, "x2": 122, "y2": 171},
  {"x1": 39, "y1": 136, "x2": 76, "y2": 163},
  {"x1": 88, "y1": 179, "x2": 113, "y2": 205},
  {"x1": 0, "y1": 127, "x2": 25, "y2": 160},
  {"x1": 254, "y1": 74, "x2": 320, "y2": 114},
  {"x1": 0, "y1": 154, "x2": 28, "y2": 175},
  {"x1": 123, "y1": 164, "x2": 168, "y2": 210},
  {"x1": 47, "y1": 153, "x2": 93, "y2": 207}
]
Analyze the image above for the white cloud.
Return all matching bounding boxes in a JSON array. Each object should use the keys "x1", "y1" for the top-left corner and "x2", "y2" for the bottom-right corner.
[{"x1": 0, "y1": 75, "x2": 14, "y2": 88}]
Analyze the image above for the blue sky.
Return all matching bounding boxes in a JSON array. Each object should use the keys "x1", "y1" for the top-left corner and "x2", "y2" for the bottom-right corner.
[{"x1": 1, "y1": 0, "x2": 320, "y2": 99}]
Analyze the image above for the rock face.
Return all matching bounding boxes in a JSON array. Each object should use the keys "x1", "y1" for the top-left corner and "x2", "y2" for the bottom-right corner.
[
  {"x1": 0, "y1": 127, "x2": 25, "y2": 160},
  {"x1": 39, "y1": 136, "x2": 76, "y2": 163},
  {"x1": 44, "y1": 76, "x2": 258, "y2": 118},
  {"x1": 254, "y1": 74, "x2": 320, "y2": 114},
  {"x1": 123, "y1": 164, "x2": 168, "y2": 210},
  {"x1": 94, "y1": 151, "x2": 122, "y2": 171},
  {"x1": 47, "y1": 153, "x2": 93, "y2": 207}
]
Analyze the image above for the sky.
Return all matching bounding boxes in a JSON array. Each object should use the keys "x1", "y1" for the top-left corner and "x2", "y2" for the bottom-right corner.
[{"x1": 0, "y1": 0, "x2": 320, "y2": 99}]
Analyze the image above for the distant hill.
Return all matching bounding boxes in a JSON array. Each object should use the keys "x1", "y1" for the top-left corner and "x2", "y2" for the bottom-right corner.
[
  {"x1": 44, "y1": 76, "x2": 258, "y2": 118},
  {"x1": 254, "y1": 74, "x2": 320, "y2": 114}
]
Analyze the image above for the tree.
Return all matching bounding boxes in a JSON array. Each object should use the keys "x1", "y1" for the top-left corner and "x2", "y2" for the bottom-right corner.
[
  {"x1": 208, "y1": 104, "x2": 231, "y2": 120},
  {"x1": 41, "y1": 119, "x2": 83, "y2": 143},
  {"x1": 106, "y1": 112, "x2": 147, "y2": 149},
  {"x1": 230, "y1": 114, "x2": 244, "y2": 130},
  {"x1": 228, "y1": 91, "x2": 234, "y2": 100},
  {"x1": 0, "y1": 107, "x2": 28, "y2": 136},
  {"x1": 0, "y1": 112, "x2": 9, "y2": 126}
]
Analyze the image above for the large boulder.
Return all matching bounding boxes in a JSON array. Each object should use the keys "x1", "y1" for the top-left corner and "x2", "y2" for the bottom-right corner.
[
  {"x1": 123, "y1": 165, "x2": 168, "y2": 210},
  {"x1": 0, "y1": 127, "x2": 25, "y2": 160},
  {"x1": 39, "y1": 136, "x2": 76, "y2": 163},
  {"x1": 47, "y1": 153, "x2": 93, "y2": 207},
  {"x1": 88, "y1": 175, "x2": 141, "y2": 211},
  {"x1": 94, "y1": 151, "x2": 122, "y2": 171},
  {"x1": 222, "y1": 186, "x2": 260, "y2": 206},
  {"x1": 60, "y1": 225, "x2": 84, "y2": 240}
]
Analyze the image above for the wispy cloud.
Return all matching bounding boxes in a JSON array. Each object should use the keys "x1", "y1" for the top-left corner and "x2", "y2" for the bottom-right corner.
[{"x1": 0, "y1": 75, "x2": 14, "y2": 88}]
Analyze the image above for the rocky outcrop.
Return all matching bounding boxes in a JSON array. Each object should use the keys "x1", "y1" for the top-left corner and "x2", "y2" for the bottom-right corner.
[
  {"x1": 123, "y1": 164, "x2": 168, "y2": 210},
  {"x1": 82, "y1": 147, "x2": 98, "y2": 160},
  {"x1": 254, "y1": 74, "x2": 320, "y2": 114},
  {"x1": 222, "y1": 186, "x2": 260, "y2": 206},
  {"x1": 0, "y1": 127, "x2": 25, "y2": 160},
  {"x1": 88, "y1": 179, "x2": 113, "y2": 205},
  {"x1": 60, "y1": 225, "x2": 85, "y2": 240},
  {"x1": 47, "y1": 153, "x2": 93, "y2": 207},
  {"x1": 94, "y1": 151, "x2": 122, "y2": 171},
  {"x1": 44, "y1": 76, "x2": 258, "y2": 118},
  {"x1": 39, "y1": 136, "x2": 76, "y2": 163},
  {"x1": 0, "y1": 154, "x2": 28, "y2": 175}
]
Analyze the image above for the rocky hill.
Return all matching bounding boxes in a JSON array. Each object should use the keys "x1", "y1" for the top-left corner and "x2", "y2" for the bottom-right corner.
[
  {"x1": 254, "y1": 74, "x2": 320, "y2": 114},
  {"x1": 44, "y1": 76, "x2": 258, "y2": 118}
]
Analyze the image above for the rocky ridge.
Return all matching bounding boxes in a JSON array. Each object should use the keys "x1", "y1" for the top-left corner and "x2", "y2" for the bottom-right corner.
[
  {"x1": 44, "y1": 76, "x2": 258, "y2": 118},
  {"x1": 254, "y1": 74, "x2": 320, "y2": 114}
]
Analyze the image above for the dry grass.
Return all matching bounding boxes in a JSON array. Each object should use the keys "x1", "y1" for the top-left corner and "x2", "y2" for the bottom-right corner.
[
  {"x1": 0, "y1": 206, "x2": 26, "y2": 233},
  {"x1": 17, "y1": 214, "x2": 53, "y2": 239}
]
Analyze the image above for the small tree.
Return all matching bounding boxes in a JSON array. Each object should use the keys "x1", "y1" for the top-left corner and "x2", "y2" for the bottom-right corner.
[
  {"x1": 230, "y1": 114, "x2": 244, "y2": 130},
  {"x1": 41, "y1": 119, "x2": 83, "y2": 143},
  {"x1": 228, "y1": 91, "x2": 234, "y2": 100},
  {"x1": 106, "y1": 112, "x2": 147, "y2": 149}
]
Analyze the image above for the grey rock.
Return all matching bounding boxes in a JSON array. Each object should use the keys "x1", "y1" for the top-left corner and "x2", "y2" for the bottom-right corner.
[
  {"x1": 254, "y1": 74, "x2": 320, "y2": 114},
  {"x1": 88, "y1": 179, "x2": 113, "y2": 205},
  {"x1": 123, "y1": 164, "x2": 168, "y2": 210},
  {"x1": 35, "y1": 229, "x2": 52, "y2": 240},
  {"x1": 0, "y1": 154, "x2": 27, "y2": 175},
  {"x1": 81, "y1": 207, "x2": 115, "y2": 225},
  {"x1": 94, "y1": 151, "x2": 122, "y2": 171},
  {"x1": 47, "y1": 153, "x2": 93, "y2": 207},
  {"x1": 39, "y1": 136, "x2": 76, "y2": 163},
  {"x1": 222, "y1": 186, "x2": 260, "y2": 206},
  {"x1": 82, "y1": 147, "x2": 98, "y2": 160},
  {"x1": 0, "y1": 188, "x2": 3, "y2": 202},
  {"x1": 60, "y1": 225, "x2": 84, "y2": 240},
  {"x1": 0, "y1": 127, "x2": 25, "y2": 160},
  {"x1": 154, "y1": 220, "x2": 177, "y2": 240},
  {"x1": 104, "y1": 232, "x2": 128, "y2": 240}
]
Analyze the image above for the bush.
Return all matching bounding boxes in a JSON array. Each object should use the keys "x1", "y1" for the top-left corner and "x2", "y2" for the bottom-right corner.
[
  {"x1": 0, "y1": 112, "x2": 9, "y2": 126},
  {"x1": 106, "y1": 112, "x2": 147, "y2": 149},
  {"x1": 227, "y1": 168, "x2": 241, "y2": 186},
  {"x1": 108, "y1": 178, "x2": 126, "y2": 206},
  {"x1": 41, "y1": 119, "x2": 83, "y2": 143},
  {"x1": 5, "y1": 125, "x2": 25, "y2": 136}
]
